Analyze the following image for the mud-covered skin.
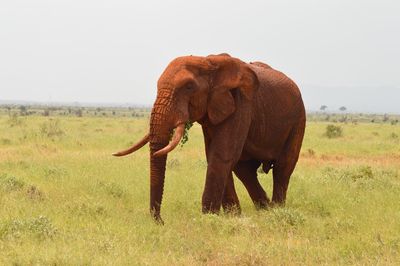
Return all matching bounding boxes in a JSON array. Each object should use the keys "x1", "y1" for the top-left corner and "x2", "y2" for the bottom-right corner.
[{"x1": 114, "y1": 54, "x2": 306, "y2": 222}]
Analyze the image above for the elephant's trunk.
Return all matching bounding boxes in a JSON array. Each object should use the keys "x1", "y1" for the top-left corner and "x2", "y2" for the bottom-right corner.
[
  {"x1": 148, "y1": 94, "x2": 174, "y2": 223},
  {"x1": 148, "y1": 86, "x2": 188, "y2": 222},
  {"x1": 149, "y1": 142, "x2": 167, "y2": 224}
]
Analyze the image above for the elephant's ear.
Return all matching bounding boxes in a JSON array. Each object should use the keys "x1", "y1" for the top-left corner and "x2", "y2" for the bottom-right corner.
[
  {"x1": 207, "y1": 57, "x2": 259, "y2": 125},
  {"x1": 207, "y1": 88, "x2": 236, "y2": 125}
]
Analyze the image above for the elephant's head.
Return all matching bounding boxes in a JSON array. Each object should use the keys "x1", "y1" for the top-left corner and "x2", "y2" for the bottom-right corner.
[{"x1": 113, "y1": 54, "x2": 259, "y2": 223}]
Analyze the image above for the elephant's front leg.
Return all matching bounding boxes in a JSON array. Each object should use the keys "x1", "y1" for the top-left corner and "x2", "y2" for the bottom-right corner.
[
  {"x1": 202, "y1": 126, "x2": 240, "y2": 214},
  {"x1": 200, "y1": 97, "x2": 251, "y2": 214},
  {"x1": 202, "y1": 158, "x2": 233, "y2": 214},
  {"x1": 222, "y1": 172, "x2": 241, "y2": 214}
]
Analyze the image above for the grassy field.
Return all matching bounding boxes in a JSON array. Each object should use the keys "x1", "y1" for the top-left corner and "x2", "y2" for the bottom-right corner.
[{"x1": 0, "y1": 112, "x2": 399, "y2": 265}]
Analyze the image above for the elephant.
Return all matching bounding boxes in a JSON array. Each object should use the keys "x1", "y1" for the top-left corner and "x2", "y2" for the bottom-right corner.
[{"x1": 113, "y1": 54, "x2": 306, "y2": 223}]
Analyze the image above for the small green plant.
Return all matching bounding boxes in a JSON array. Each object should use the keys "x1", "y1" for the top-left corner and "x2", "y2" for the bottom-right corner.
[
  {"x1": 180, "y1": 121, "x2": 194, "y2": 146},
  {"x1": 167, "y1": 158, "x2": 180, "y2": 168},
  {"x1": 7, "y1": 113, "x2": 23, "y2": 127},
  {"x1": 307, "y1": 148, "x2": 316, "y2": 156},
  {"x1": 0, "y1": 175, "x2": 25, "y2": 191},
  {"x1": 19, "y1": 105, "x2": 27, "y2": 116},
  {"x1": 269, "y1": 208, "x2": 305, "y2": 227},
  {"x1": 97, "y1": 181, "x2": 126, "y2": 198},
  {"x1": 0, "y1": 215, "x2": 57, "y2": 240},
  {"x1": 26, "y1": 185, "x2": 44, "y2": 201},
  {"x1": 39, "y1": 119, "x2": 64, "y2": 138},
  {"x1": 324, "y1": 166, "x2": 374, "y2": 182},
  {"x1": 325, "y1": 124, "x2": 343, "y2": 138},
  {"x1": 76, "y1": 109, "x2": 83, "y2": 117},
  {"x1": 348, "y1": 166, "x2": 374, "y2": 181},
  {"x1": 170, "y1": 121, "x2": 193, "y2": 147},
  {"x1": 69, "y1": 202, "x2": 106, "y2": 217},
  {"x1": 1, "y1": 138, "x2": 12, "y2": 145}
]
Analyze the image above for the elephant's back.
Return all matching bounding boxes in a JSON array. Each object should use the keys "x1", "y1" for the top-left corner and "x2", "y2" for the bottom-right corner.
[
  {"x1": 249, "y1": 63, "x2": 303, "y2": 113},
  {"x1": 244, "y1": 63, "x2": 305, "y2": 162}
]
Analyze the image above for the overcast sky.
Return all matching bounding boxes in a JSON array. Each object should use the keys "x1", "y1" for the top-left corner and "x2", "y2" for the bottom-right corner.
[{"x1": 0, "y1": 0, "x2": 399, "y2": 113}]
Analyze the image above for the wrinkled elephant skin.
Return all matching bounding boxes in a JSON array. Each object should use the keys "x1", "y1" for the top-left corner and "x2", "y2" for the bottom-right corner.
[{"x1": 113, "y1": 54, "x2": 306, "y2": 223}]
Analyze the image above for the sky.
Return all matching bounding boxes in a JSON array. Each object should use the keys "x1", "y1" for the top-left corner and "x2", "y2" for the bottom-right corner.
[{"x1": 0, "y1": 0, "x2": 399, "y2": 113}]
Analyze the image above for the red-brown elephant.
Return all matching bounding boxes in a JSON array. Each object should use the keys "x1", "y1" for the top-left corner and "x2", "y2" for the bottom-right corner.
[{"x1": 113, "y1": 54, "x2": 306, "y2": 224}]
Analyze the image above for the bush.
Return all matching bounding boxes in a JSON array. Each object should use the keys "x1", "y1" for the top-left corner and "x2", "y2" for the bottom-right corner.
[
  {"x1": 0, "y1": 175, "x2": 25, "y2": 191},
  {"x1": 75, "y1": 109, "x2": 83, "y2": 117},
  {"x1": 167, "y1": 158, "x2": 180, "y2": 168},
  {"x1": 97, "y1": 181, "x2": 126, "y2": 198},
  {"x1": 323, "y1": 166, "x2": 374, "y2": 182},
  {"x1": 1, "y1": 138, "x2": 12, "y2": 145},
  {"x1": 269, "y1": 208, "x2": 305, "y2": 227},
  {"x1": 348, "y1": 166, "x2": 374, "y2": 181},
  {"x1": 325, "y1": 124, "x2": 343, "y2": 138},
  {"x1": 26, "y1": 185, "x2": 44, "y2": 201},
  {"x1": 39, "y1": 119, "x2": 64, "y2": 138},
  {"x1": 307, "y1": 148, "x2": 316, "y2": 156},
  {"x1": 8, "y1": 113, "x2": 24, "y2": 127},
  {"x1": 0, "y1": 215, "x2": 57, "y2": 240}
]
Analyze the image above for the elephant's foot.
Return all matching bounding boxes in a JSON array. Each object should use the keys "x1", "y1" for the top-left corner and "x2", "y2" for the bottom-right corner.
[
  {"x1": 270, "y1": 195, "x2": 286, "y2": 207},
  {"x1": 222, "y1": 173, "x2": 241, "y2": 215},
  {"x1": 202, "y1": 198, "x2": 222, "y2": 214},
  {"x1": 254, "y1": 198, "x2": 270, "y2": 210}
]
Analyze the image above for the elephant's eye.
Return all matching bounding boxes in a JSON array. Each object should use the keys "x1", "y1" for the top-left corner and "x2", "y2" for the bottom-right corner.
[{"x1": 184, "y1": 83, "x2": 195, "y2": 91}]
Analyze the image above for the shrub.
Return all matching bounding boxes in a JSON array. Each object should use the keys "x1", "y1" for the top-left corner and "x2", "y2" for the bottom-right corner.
[
  {"x1": 1, "y1": 138, "x2": 12, "y2": 145},
  {"x1": 348, "y1": 166, "x2": 374, "y2": 181},
  {"x1": 19, "y1": 105, "x2": 27, "y2": 116},
  {"x1": 322, "y1": 166, "x2": 374, "y2": 182},
  {"x1": 39, "y1": 119, "x2": 64, "y2": 138},
  {"x1": 75, "y1": 109, "x2": 83, "y2": 117},
  {"x1": 167, "y1": 158, "x2": 180, "y2": 168},
  {"x1": 307, "y1": 148, "x2": 316, "y2": 157},
  {"x1": 97, "y1": 181, "x2": 126, "y2": 198},
  {"x1": 0, "y1": 175, "x2": 25, "y2": 191},
  {"x1": 8, "y1": 113, "x2": 23, "y2": 127},
  {"x1": 269, "y1": 208, "x2": 305, "y2": 227},
  {"x1": 325, "y1": 124, "x2": 343, "y2": 138},
  {"x1": 26, "y1": 185, "x2": 44, "y2": 201},
  {"x1": 0, "y1": 216, "x2": 57, "y2": 240}
]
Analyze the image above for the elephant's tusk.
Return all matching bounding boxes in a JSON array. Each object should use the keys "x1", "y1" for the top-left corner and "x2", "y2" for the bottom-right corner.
[
  {"x1": 112, "y1": 133, "x2": 150, "y2": 156},
  {"x1": 152, "y1": 124, "x2": 185, "y2": 157}
]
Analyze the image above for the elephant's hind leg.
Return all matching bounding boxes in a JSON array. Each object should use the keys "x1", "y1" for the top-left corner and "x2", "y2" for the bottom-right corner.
[
  {"x1": 233, "y1": 160, "x2": 270, "y2": 209},
  {"x1": 222, "y1": 172, "x2": 241, "y2": 214},
  {"x1": 272, "y1": 122, "x2": 305, "y2": 204}
]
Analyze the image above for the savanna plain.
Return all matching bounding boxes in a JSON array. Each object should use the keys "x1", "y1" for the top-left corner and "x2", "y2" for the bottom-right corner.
[{"x1": 0, "y1": 106, "x2": 399, "y2": 265}]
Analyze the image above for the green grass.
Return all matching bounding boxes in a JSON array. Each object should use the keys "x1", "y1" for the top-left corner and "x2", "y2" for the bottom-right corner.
[{"x1": 0, "y1": 114, "x2": 399, "y2": 265}]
